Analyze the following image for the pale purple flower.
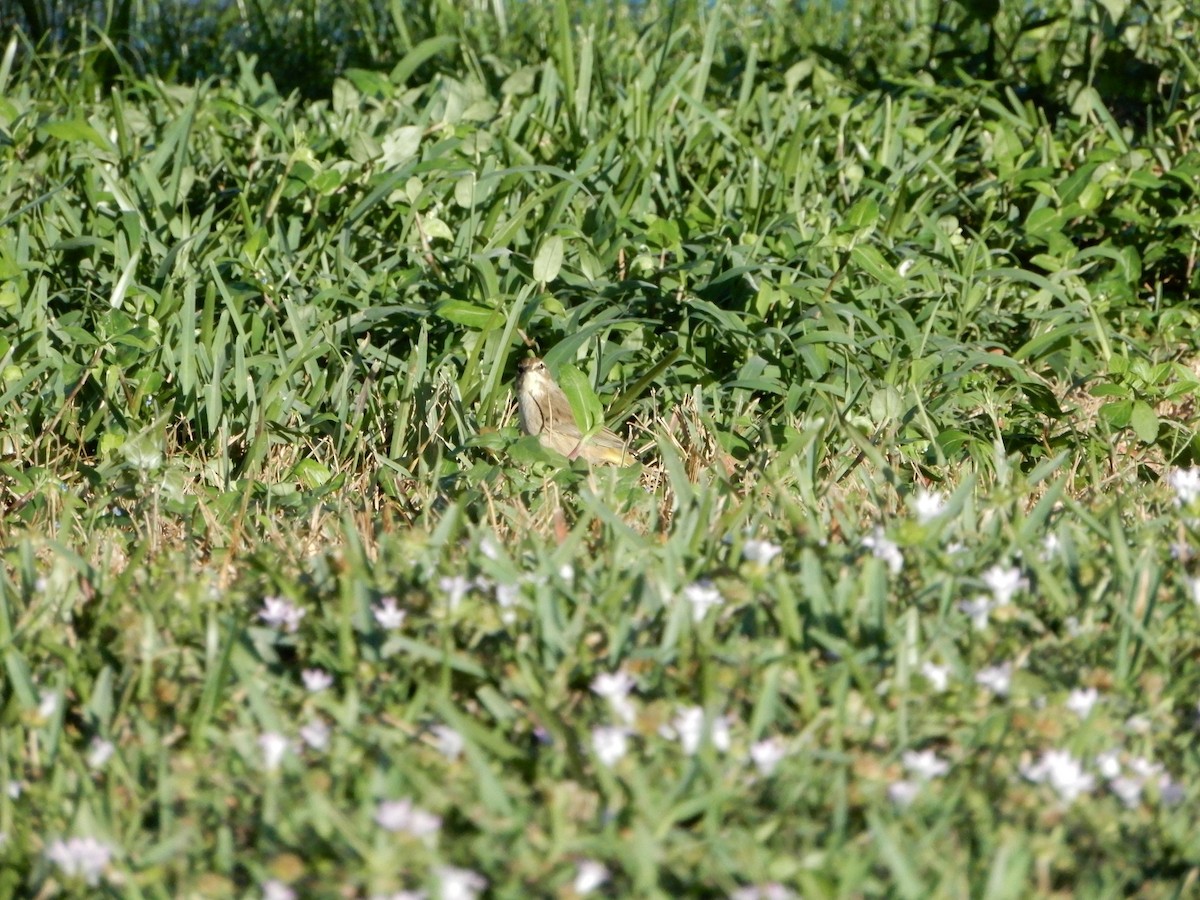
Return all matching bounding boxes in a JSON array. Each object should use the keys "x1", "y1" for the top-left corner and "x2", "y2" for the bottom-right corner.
[
  {"x1": 435, "y1": 865, "x2": 486, "y2": 900},
  {"x1": 742, "y1": 539, "x2": 782, "y2": 565},
  {"x1": 259, "y1": 596, "x2": 306, "y2": 633},
  {"x1": 262, "y1": 880, "x2": 296, "y2": 900},
  {"x1": 302, "y1": 669, "x2": 333, "y2": 693},
  {"x1": 258, "y1": 732, "x2": 292, "y2": 771},
  {"x1": 573, "y1": 860, "x2": 610, "y2": 895},
  {"x1": 982, "y1": 564, "x2": 1026, "y2": 606},
  {"x1": 1066, "y1": 687, "x2": 1099, "y2": 719},
  {"x1": 1021, "y1": 749, "x2": 1094, "y2": 803},
  {"x1": 1169, "y1": 467, "x2": 1200, "y2": 506},
  {"x1": 299, "y1": 719, "x2": 330, "y2": 751},
  {"x1": 591, "y1": 726, "x2": 629, "y2": 766},
  {"x1": 887, "y1": 779, "x2": 921, "y2": 807},
  {"x1": 44, "y1": 836, "x2": 115, "y2": 886},
  {"x1": 374, "y1": 799, "x2": 441, "y2": 840},
  {"x1": 748, "y1": 737, "x2": 788, "y2": 776},
  {"x1": 1158, "y1": 774, "x2": 1186, "y2": 806},
  {"x1": 862, "y1": 528, "x2": 903, "y2": 574},
  {"x1": 912, "y1": 489, "x2": 946, "y2": 523},
  {"x1": 372, "y1": 596, "x2": 407, "y2": 630},
  {"x1": 431, "y1": 725, "x2": 465, "y2": 760},
  {"x1": 87, "y1": 738, "x2": 115, "y2": 770},
  {"x1": 902, "y1": 749, "x2": 950, "y2": 780},
  {"x1": 920, "y1": 662, "x2": 950, "y2": 692},
  {"x1": 958, "y1": 596, "x2": 992, "y2": 631},
  {"x1": 683, "y1": 580, "x2": 723, "y2": 622},
  {"x1": 975, "y1": 662, "x2": 1013, "y2": 696}
]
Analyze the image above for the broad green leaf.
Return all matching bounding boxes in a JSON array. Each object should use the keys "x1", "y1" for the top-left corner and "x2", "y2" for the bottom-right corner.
[{"x1": 556, "y1": 363, "x2": 603, "y2": 435}]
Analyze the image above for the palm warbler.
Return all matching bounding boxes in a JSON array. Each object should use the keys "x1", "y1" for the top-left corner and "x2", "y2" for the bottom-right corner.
[{"x1": 515, "y1": 357, "x2": 633, "y2": 465}]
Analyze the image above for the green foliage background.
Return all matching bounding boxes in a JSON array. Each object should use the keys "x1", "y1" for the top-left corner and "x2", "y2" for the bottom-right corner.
[{"x1": 2, "y1": 0, "x2": 1200, "y2": 896}]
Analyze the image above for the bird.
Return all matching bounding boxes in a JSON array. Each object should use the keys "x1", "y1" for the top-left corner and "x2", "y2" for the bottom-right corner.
[{"x1": 515, "y1": 357, "x2": 634, "y2": 465}]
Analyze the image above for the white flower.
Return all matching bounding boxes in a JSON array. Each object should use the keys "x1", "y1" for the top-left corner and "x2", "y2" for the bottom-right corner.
[
  {"x1": 902, "y1": 749, "x2": 950, "y2": 780},
  {"x1": 374, "y1": 799, "x2": 441, "y2": 840},
  {"x1": 435, "y1": 865, "x2": 486, "y2": 900},
  {"x1": 1127, "y1": 756, "x2": 1163, "y2": 780},
  {"x1": 1041, "y1": 532, "x2": 1062, "y2": 559},
  {"x1": 592, "y1": 671, "x2": 637, "y2": 725},
  {"x1": 573, "y1": 860, "x2": 609, "y2": 895},
  {"x1": 372, "y1": 597, "x2": 407, "y2": 630},
  {"x1": 748, "y1": 737, "x2": 788, "y2": 776},
  {"x1": 259, "y1": 596, "x2": 306, "y2": 633},
  {"x1": 591, "y1": 726, "x2": 629, "y2": 766},
  {"x1": 302, "y1": 669, "x2": 333, "y2": 692},
  {"x1": 44, "y1": 836, "x2": 115, "y2": 886},
  {"x1": 1109, "y1": 775, "x2": 1143, "y2": 808},
  {"x1": 682, "y1": 580, "x2": 723, "y2": 622},
  {"x1": 478, "y1": 535, "x2": 502, "y2": 560},
  {"x1": 958, "y1": 596, "x2": 992, "y2": 631},
  {"x1": 438, "y1": 575, "x2": 472, "y2": 611},
  {"x1": 887, "y1": 779, "x2": 921, "y2": 807},
  {"x1": 258, "y1": 732, "x2": 292, "y2": 771},
  {"x1": 1021, "y1": 749, "x2": 1094, "y2": 803},
  {"x1": 38, "y1": 690, "x2": 59, "y2": 720},
  {"x1": 1125, "y1": 714, "x2": 1151, "y2": 734},
  {"x1": 731, "y1": 885, "x2": 796, "y2": 900},
  {"x1": 1169, "y1": 467, "x2": 1200, "y2": 506},
  {"x1": 668, "y1": 707, "x2": 730, "y2": 756},
  {"x1": 742, "y1": 539, "x2": 782, "y2": 565},
  {"x1": 862, "y1": 528, "x2": 904, "y2": 574},
  {"x1": 1095, "y1": 749, "x2": 1122, "y2": 779},
  {"x1": 912, "y1": 489, "x2": 946, "y2": 523},
  {"x1": 5, "y1": 781, "x2": 19, "y2": 799},
  {"x1": 431, "y1": 725, "x2": 465, "y2": 760},
  {"x1": 299, "y1": 719, "x2": 330, "y2": 751},
  {"x1": 558, "y1": 563, "x2": 575, "y2": 581},
  {"x1": 1065, "y1": 687, "x2": 1099, "y2": 719},
  {"x1": 262, "y1": 880, "x2": 296, "y2": 900},
  {"x1": 591, "y1": 670, "x2": 635, "y2": 701},
  {"x1": 982, "y1": 564, "x2": 1026, "y2": 606},
  {"x1": 87, "y1": 738, "x2": 115, "y2": 770},
  {"x1": 1189, "y1": 577, "x2": 1200, "y2": 607},
  {"x1": 975, "y1": 662, "x2": 1013, "y2": 696},
  {"x1": 493, "y1": 582, "x2": 520, "y2": 624},
  {"x1": 920, "y1": 662, "x2": 950, "y2": 692}
]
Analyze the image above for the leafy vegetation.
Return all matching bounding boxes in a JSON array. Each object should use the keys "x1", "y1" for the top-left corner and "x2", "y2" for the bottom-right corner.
[{"x1": 2, "y1": 0, "x2": 1200, "y2": 896}]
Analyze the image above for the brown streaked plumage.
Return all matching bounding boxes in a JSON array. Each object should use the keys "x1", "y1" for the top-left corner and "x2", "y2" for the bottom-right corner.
[{"x1": 515, "y1": 357, "x2": 633, "y2": 465}]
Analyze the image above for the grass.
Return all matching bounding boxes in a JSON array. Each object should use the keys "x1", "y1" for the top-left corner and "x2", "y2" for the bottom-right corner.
[{"x1": 2, "y1": 0, "x2": 1200, "y2": 896}]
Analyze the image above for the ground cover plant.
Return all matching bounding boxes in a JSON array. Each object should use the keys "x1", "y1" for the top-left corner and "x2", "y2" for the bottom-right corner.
[{"x1": 2, "y1": 0, "x2": 1200, "y2": 896}]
